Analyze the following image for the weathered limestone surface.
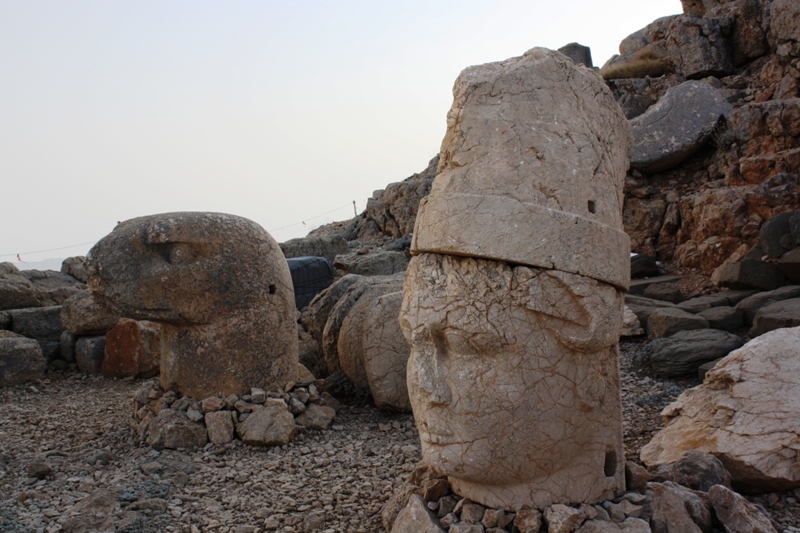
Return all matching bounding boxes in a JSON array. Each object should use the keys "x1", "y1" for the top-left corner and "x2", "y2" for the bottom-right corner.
[
  {"x1": 87, "y1": 212, "x2": 298, "y2": 398},
  {"x1": 401, "y1": 47, "x2": 630, "y2": 511},
  {"x1": 401, "y1": 254, "x2": 626, "y2": 510},
  {"x1": 361, "y1": 291, "x2": 411, "y2": 411},
  {"x1": 641, "y1": 326, "x2": 800, "y2": 492},
  {"x1": 60, "y1": 290, "x2": 120, "y2": 335},
  {"x1": 411, "y1": 48, "x2": 632, "y2": 292}
]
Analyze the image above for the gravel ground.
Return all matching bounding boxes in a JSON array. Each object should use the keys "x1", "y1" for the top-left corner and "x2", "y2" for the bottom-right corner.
[{"x1": 1, "y1": 340, "x2": 798, "y2": 533}]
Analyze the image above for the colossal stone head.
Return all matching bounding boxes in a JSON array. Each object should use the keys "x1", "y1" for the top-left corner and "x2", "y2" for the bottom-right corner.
[
  {"x1": 87, "y1": 212, "x2": 298, "y2": 398},
  {"x1": 400, "y1": 48, "x2": 631, "y2": 510}
]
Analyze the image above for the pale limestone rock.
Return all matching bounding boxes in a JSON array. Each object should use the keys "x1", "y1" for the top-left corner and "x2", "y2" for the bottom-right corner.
[
  {"x1": 545, "y1": 503, "x2": 587, "y2": 533},
  {"x1": 708, "y1": 484, "x2": 778, "y2": 533},
  {"x1": 621, "y1": 306, "x2": 644, "y2": 337},
  {"x1": 647, "y1": 481, "x2": 710, "y2": 533},
  {"x1": 204, "y1": 410, "x2": 234, "y2": 445},
  {"x1": 402, "y1": 47, "x2": 629, "y2": 511},
  {"x1": 361, "y1": 291, "x2": 411, "y2": 411},
  {"x1": 146, "y1": 409, "x2": 208, "y2": 450},
  {"x1": 87, "y1": 212, "x2": 298, "y2": 398},
  {"x1": 641, "y1": 327, "x2": 800, "y2": 492},
  {"x1": 411, "y1": 48, "x2": 631, "y2": 292},
  {"x1": 295, "y1": 403, "x2": 336, "y2": 430},
  {"x1": 401, "y1": 254, "x2": 625, "y2": 511},
  {"x1": 236, "y1": 399, "x2": 297, "y2": 446},
  {"x1": 390, "y1": 495, "x2": 445, "y2": 533}
]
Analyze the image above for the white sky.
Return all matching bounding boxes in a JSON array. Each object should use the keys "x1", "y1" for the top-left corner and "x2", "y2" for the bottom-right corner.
[{"x1": 0, "y1": 0, "x2": 681, "y2": 264}]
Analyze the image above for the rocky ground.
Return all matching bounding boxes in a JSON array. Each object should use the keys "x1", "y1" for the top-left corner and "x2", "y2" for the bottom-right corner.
[{"x1": 1, "y1": 341, "x2": 798, "y2": 533}]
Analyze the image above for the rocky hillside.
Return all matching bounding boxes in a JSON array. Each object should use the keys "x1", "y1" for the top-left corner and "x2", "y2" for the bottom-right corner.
[{"x1": 301, "y1": 0, "x2": 800, "y2": 281}]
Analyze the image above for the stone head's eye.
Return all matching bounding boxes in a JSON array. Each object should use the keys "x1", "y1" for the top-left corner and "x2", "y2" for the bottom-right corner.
[{"x1": 167, "y1": 244, "x2": 196, "y2": 265}]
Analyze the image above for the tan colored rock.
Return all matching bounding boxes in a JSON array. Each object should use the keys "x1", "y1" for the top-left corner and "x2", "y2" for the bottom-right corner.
[
  {"x1": 236, "y1": 399, "x2": 297, "y2": 446},
  {"x1": 641, "y1": 326, "x2": 800, "y2": 492},
  {"x1": 362, "y1": 291, "x2": 411, "y2": 411},
  {"x1": 708, "y1": 484, "x2": 778, "y2": 533},
  {"x1": 401, "y1": 47, "x2": 629, "y2": 511},
  {"x1": 621, "y1": 306, "x2": 644, "y2": 337},
  {"x1": 402, "y1": 254, "x2": 625, "y2": 510},
  {"x1": 87, "y1": 212, "x2": 298, "y2": 398},
  {"x1": 102, "y1": 318, "x2": 161, "y2": 379},
  {"x1": 295, "y1": 403, "x2": 336, "y2": 430},
  {"x1": 390, "y1": 494, "x2": 445, "y2": 533},
  {"x1": 60, "y1": 290, "x2": 120, "y2": 336},
  {"x1": 146, "y1": 409, "x2": 208, "y2": 450},
  {"x1": 204, "y1": 410, "x2": 234, "y2": 445},
  {"x1": 411, "y1": 48, "x2": 631, "y2": 292}
]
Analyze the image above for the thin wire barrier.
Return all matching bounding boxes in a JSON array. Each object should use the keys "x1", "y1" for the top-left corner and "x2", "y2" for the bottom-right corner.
[{"x1": 1, "y1": 201, "x2": 362, "y2": 261}]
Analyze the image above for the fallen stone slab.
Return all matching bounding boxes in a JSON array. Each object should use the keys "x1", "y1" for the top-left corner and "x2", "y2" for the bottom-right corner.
[
  {"x1": 749, "y1": 297, "x2": 800, "y2": 337},
  {"x1": 697, "y1": 306, "x2": 743, "y2": 332},
  {"x1": 648, "y1": 481, "x2": 712, "y2": 533},
  {"x1": 646, "y1": 329, "x2": 743, "y2": 377},
  {"x1": 642, "y1": 282, "x2": 683, "y2": 303},
  {"x1": 279, "y1": 234, "x2": 348, "y2": 262},
  {"x1": 647, "y1": 307, "x2": 709, "y2": 339},
  {"x1": 641, "y1": 326, "x2": 800, "y2": 492},
  {"x1": 716, "y1": 259, "x2": 787, "y2": 291},
  {"x1": 629, "y1": 81, "x2": 732, "y2": 174},
  {"x1": 709, "y1": 484, "x2": 778, "y2": 533},
  {"x1": 736, "y1": 285, "x2": 800, "y2": 325}
]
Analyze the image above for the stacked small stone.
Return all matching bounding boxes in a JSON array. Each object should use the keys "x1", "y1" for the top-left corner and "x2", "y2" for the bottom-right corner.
[{"x1": 131, "y1": 376, "x2": 338, "y2": 450}]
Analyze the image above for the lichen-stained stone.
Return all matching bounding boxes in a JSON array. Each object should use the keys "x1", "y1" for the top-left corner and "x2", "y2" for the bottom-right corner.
[
  {"x1": 411, "y1": 48, "x2": 632, "y2": 292},
  {"x1": 87, "y1": 212, "x2": 298, "y2": 398},
  {"x1": 641, "y1": 326, "x2": 800, "y2": 492},
  {"x1": 401, "y1": 47, "x2": 630, "y2": 511},
  {"x1": 401, "y1": 254, "x2": 626, "y2": 510}
]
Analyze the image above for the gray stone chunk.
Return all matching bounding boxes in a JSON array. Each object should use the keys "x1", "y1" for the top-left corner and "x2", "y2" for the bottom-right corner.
[
  {"x1": 648, "y1": 481, "x2": 711, "y2": 533},
  {"x1": 750, "y1": 297, "x2": 800, "y2": 337},
  {"x1": 642, "y1": 282, "x2": 683, "y2": 303},
  {"x1": 0, "y1": 336, "x2": 46, "y2": 386},
  {"x1": 629, "y1": 81, "x2": 732, "y2": 174},
  {"x1": 333, "y1": 250, "x2": 408, "y2": 277},
  {"x1": 736, "y1": 285, "x2": 800, "y2": 325},
  {"x1": 9, "y1": 306, "x2": 64, "y2": 341},
  {"x1": 204, "y1": 410, "x2": 234, "y2": 445},
  {"x1": 60, "y1": 290, "x2": 120, "y2": 335},
  {"x1": 75, "y1": 335, "x2": 106, "y2": 374},
  {"x1": 279, "y1": 234, "x2": 348, "y2": 262},
  {"x1": 777, "y1": 248, "x2": 800, "y2": 283},
  {"x1": 558, "y1": 42, "x2": 593, "y2": 68},
  {"x1": 236, "y1": 399, "x2": 297, "y2": 446},
  {"x1": 146, "y1": 409, "x2": 208, "y2": 450},
  {"x1": 391, "y1": 495, "x2": 445, "y2": 533},
  {"x1": 697, "y1": 306, "x2": 743, "y2": 332},
  {"x1": 646, "y1": 329, "x2": 744, "y2": 377},
  {"x1": 647, "y1": 307, "x2": 709, "y2": 339},
  {"x1": 759, "y1": 211, "x2": 798, "y2": 258}
]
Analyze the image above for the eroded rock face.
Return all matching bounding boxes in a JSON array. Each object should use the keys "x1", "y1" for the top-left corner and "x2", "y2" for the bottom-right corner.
[
  {"x1": 362, "y1": 291, "x2": 411, "y2": 411},
  {"x1": 401, "y1": 254, "x2": 626, "y2": 510},
  {"x1": 87, "y1": 212, "x2": 298, "y2": 398},
  {"x1": 641, "y1": 326, "x2": 800, "y2": 492},
  {"x1": 400, "y1": 47, "x2": 630, "y2": 511}
]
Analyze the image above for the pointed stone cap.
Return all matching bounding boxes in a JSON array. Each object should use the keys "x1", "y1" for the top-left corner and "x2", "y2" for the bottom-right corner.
[{"x1": 411, "y1": 47, "x2": 632, "y2": 290}]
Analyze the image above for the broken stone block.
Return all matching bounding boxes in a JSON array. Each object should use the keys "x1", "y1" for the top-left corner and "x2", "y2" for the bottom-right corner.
[
  {"x1": 0, "y1": 333, "x2": 46, "y2": 386},
  {"x1": 103, "y1": 318, "x2": 161, "y2": 379},
  {"x1": 75, "y1": 335, "x2": 106, "y2": 374},
  {"x1": 646, "y1": 307, "x2": 709, "y2": 339},
  {"x1": 146, "y1": 409, "x2": 208, "y2": 450},
  {"x1": 204, "y1": 410, "x2": 234, "y2": 445},
  {"x1": 645, "y1": 329, "x2": 744, "y2": 378},
  {"x1": 236, "y1": 399, "x2": 296, "y2": 446},
  {"x1": 60, "y1": 290, "x2": 120, "y2": 335},
  {"x1": 294, "y1": 403, "x2": 335, "y2": 430}
]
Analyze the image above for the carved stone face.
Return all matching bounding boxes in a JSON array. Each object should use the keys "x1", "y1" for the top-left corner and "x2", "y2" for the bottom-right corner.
[{"x1": 400, "y1": 253, "x2": 625, "y2": 509}]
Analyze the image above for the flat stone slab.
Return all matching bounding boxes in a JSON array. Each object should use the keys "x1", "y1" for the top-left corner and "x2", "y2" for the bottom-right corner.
[
  {"x1": 646, "y1": 329, "x2": 744, "y2": 377},
  {"x1": 628, "y1": 275, "x2": 683, "y2": 296},
  {"x1": 629, "y1": 81, "x2": 732, "y2": 174}
]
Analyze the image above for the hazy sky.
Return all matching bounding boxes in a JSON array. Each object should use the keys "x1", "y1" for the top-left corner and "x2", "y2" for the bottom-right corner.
[{"x1": 0, "y1": 0, "x2": 681, "y2": 264}]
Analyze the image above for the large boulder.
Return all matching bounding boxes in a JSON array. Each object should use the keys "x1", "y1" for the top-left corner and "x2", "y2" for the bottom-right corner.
[
  {"x1": 279, "y1": 234, "x2": 348, "y2": 262},
  {"x1": 361, "y1": 291, "x2": 411, "y2": 411},
  {"x1": 646, "y1": 329, "x2": 744, "y2": 377},
  {"x1": 75, "y1": 335, "x2": 106, "y2": 374},
  {"x1": 663, "y1": 15, "x2": 735, "y2": 78},
  {"x1": 61, "y1": 256, "x2": 88, "y2": 283},
  {"x1": 769, "y1": 0, "x2": 800, "y2": 48},
  {"x1": 60, "y1": 290, "x2": 120, "y2": 335},
  {"x1": 0, "y1": 263, "x2": 85, "y2": 311},
  {"x1": 647, "y1": 481, "x2": 712, "y2": 533},
  {"x1": 87, "y1": 212, "x2": 298, "y2": 398},
  {"x1": 629, "y1": 81, "x2": 732, "y2": 174},
  {"x1": 8, "y1": 306, "x2": 64, "y2": 361},
  {"x1": 758, "y1": 211, "x2": 798, "y2": 258},
  {"x1": 102, "y1": 318, "x2": 161, "y2": 379},
  {"x1": 714, "y1": 259, "x2": 787, "y2": 291},
  {"x1": 0, "y1": 332, "x2": 46, "y2": 386},
  {"x1": 708, "y1": 484, "x2": 779, "y2": 533},
  {"x1": 300, "y1": 274, "x2": 364, "y2": 342},
  {"x1": 641, "y1": 326, "x2": 800, "y2": 492},
  {"x1": 321, "y1": 273, "x2": 404, "y2": 375}
]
